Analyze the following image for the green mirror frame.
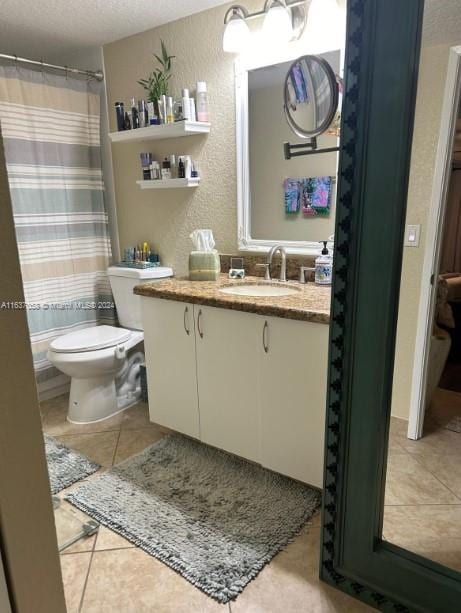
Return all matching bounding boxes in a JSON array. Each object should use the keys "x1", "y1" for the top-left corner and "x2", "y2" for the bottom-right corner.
[{"x1": 321, "y1": 0, "x2": 461, "y2": 611}]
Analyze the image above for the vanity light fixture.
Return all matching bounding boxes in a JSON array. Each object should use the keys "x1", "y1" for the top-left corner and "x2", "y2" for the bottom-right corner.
[
  {"x1": 222, "y1": 0, "x2": 307, "y2": 53},
  {"x1": 262, "y1": 1, "x2": 293, "y2": 44},
  {"x1": 222, "y1": 6, "x2": 251, "y2": 53}
]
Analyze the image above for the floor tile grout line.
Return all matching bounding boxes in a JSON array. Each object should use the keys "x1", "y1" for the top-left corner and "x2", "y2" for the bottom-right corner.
[
  {"x1": 406, "y1": 449, "x2": 461, "y2": 502},
  {"x1": 77, "y1": 529, "x2": 97, "y2": 613},
  {"x1": 111, "y1": 428, "x2": 123, "y2": 467}
]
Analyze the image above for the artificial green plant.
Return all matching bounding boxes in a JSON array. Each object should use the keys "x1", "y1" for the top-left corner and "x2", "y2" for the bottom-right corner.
[{"x1": 138, "y1": 40, "x2": 175, "y2": 102}]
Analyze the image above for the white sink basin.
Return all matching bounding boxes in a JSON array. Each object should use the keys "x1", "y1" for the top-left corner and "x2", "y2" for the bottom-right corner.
[{"x1": 219, "y1": 283, "x2": 301, "y2": 297}]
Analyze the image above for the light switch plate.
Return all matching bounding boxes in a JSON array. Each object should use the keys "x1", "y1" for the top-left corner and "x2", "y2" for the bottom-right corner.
[{"x1": 404, "y1": 224, "x2": 421, "y2": 247}]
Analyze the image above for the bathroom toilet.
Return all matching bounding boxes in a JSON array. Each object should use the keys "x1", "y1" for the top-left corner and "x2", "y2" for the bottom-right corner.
[{"x1": 47, "y1": 265, "x2": 173, "y2": 424}]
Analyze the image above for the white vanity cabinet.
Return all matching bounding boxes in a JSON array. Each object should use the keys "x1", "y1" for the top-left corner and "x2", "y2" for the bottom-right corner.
[
  {"x1": 141, "y1": 298, "x2": 200, "y2": 438},
  {"x1": 141, "y1": 297, "x2": 329, "y2": 487},
  {"x1": 258, "y1": 316, "x2": 328, "y2": 486},
  {"x1": 195, "y1": 306, "x2": 260, "y2": 462}
]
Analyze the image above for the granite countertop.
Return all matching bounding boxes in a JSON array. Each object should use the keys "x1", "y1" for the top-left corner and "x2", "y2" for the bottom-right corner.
[{"x1": 134, "y1": 275, "x2": 331, "y2": 324}]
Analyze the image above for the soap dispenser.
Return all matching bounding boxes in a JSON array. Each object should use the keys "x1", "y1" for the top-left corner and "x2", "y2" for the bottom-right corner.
[{"x1": 315, "y1": 241, "x2": 333, "y2": 285}]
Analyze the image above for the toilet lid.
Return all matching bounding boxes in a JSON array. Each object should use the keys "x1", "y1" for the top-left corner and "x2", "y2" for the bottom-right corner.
[{"x1": 50, "y1": 325, "x2": 131, "y2": 353}]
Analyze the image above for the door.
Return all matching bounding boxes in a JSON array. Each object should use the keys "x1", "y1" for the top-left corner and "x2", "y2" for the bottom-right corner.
[
  {"x1": 141, "y1": 298, "x2": 200, "y2": 438},
  {"x1": 260, "y1": 316, "x2": 328, "y2": 487},
  {"x1": 408, "y1": 46, "x2": 461, "y2": 439},
  {"x1": 195, "y1": 306, "x2": 260, "y2": 462}
]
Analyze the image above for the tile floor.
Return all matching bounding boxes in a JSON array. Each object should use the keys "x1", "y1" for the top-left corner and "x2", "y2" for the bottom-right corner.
[
  {"x1": 384, "y1": 388, "x2": 461, "y2": 572},
  {"x1": 41, "y1": 394, "x2": 376, "y2": 613}
]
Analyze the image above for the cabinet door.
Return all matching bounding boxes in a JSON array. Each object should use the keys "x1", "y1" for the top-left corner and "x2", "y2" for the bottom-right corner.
[
  {"x1": 260, "y1": 316, "x2": 328, "y2": 487},
  {"x1": 195, "y1": 306, "x2": 260, "y2": 462},
  {"x1": 141, "y1": 298, "x2": 200, "y2": 438}
]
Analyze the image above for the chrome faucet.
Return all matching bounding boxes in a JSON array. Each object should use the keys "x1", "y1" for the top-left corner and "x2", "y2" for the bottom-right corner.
[{"x1": 267, "y1": 245, "x2": 287, "y2": 282}]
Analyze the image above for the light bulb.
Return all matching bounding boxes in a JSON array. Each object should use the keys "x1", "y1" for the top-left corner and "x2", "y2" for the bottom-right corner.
[
  {"x1": 305, "y1": 0, "x2": 345, "y2": 53},
  {"x1": 262, "y1": 1, "x2": 293, "y2": 44},
  {"x1": 223, "y1": 11, "x2": 251, "y2": 53}
]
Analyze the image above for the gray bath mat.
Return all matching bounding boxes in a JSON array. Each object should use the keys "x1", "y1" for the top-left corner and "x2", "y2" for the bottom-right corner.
[
  {"x1": 66, "y1": 434, "x2": 321, "y2": 603},
  {"x1": 444, "y1": 415, "x2": 461, "y2": 433},
  {"x1": 45, "y1": 435, "x2": 100, "y2": 494}
]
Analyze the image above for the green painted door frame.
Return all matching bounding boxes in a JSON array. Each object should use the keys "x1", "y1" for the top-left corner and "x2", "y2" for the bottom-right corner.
[{"x1": 320, "y1": 0, "x2": 461, "y2": 611}]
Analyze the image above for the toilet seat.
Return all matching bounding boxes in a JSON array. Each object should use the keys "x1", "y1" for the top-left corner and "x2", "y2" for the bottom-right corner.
[{"x1": 50, "y1": 325, "x2": 132, "y2": 353}]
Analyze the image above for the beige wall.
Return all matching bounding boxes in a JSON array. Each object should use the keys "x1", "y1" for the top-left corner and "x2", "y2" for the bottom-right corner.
[
  {"x1": 103, "y1": 3, "x2": 449, "y2": 421},
  {"x1": 103, "y1": 1, "x2": 264, "y2": 276},
  {"x1": 0, "y1": 130, "x2": 65, "y2": 611},
  {"x1": 391, "y1": 44, "x2": 452, "y2": 420}
]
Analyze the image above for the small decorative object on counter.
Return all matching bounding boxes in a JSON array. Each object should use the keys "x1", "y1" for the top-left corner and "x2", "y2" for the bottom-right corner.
[
  {"x1": 314, "y1": 241, "x2": 333, "y2": 285},
  {"x1": 189, "y1": 229, "x2": 221, "y2": 281},
  {"x1": 229, "y1": 257, "x2": 245, "y2": 279}
]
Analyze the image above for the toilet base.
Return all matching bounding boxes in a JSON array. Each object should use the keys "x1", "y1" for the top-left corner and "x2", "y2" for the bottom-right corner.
[{"x1": 67, "y1": 351, "x2": 144, "y2": 424}]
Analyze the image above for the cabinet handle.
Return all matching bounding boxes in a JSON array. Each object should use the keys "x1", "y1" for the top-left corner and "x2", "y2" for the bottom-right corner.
[
  {"x1": 183, "y1": 306, "x2": 190, "y2": 335},
  {"x1": 263, "y1": 320, "x2": 269, "y2": 353},
  {"x1": 197, "y1": 309, "x2": 204, "y2": 338}
]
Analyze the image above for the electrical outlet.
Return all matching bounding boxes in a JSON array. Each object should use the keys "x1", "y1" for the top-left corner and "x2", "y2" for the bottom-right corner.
[{"x1": 404, "y1": 224, "x2": 421, "y2": 247}]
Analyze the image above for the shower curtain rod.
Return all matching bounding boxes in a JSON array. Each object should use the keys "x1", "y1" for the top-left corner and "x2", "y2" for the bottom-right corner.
[{"x1": 0, "y1": 52, "x2": 104, "y2": 81}]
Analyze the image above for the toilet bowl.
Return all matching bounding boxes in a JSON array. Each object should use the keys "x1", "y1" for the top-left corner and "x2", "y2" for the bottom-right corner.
[
  {"x1": 47, "y1": 265, "x2": 173, "y2": 423},
  {"x1": 48, "y1": 326, "x2": 144, "y2": 423}
]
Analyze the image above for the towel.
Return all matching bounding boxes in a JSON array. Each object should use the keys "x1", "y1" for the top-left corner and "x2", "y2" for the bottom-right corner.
[
  {"x1": 301, "y1": 176, "x2": 334, "y2": 216},
  {"x1": 284, "y1": 178, "x2": 300, "y2": 214}
]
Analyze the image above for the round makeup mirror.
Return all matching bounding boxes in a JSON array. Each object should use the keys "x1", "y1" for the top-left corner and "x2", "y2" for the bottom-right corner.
[{"x1": 284, "y1": 55, "x2": 339, "y2": 139}]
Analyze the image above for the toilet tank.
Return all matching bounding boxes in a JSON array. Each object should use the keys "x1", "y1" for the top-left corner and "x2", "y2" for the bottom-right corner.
[{"x1": 107, "y1": 266, "x2": 173, "y2": 330}]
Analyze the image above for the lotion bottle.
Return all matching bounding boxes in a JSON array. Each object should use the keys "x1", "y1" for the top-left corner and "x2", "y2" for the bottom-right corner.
[
  {"x1": 196, "y1": 81, "x2": 209, "y2": 122},
  {"x1": 315, "y1": 241, "x2": 333, "y2": 285}
]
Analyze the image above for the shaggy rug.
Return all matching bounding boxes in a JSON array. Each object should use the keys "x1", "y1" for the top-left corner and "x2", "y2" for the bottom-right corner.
[
  {"x1": 45, "y1": 435, "x2": 100, "y2": 494},
  {"x1": 66, "y1": 434, "x2": 321, "y2": 603}
]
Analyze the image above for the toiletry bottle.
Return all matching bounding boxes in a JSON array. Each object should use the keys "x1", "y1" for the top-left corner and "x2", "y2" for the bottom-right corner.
[
  {"x1": 131, "y1": 98, "x2": 139, "y2": 129},
  {"x1": 138, "y1": 100, "x2": 147, "y2": 128},
  {"x1": 166, "y1": 96, "x2": 174, "y2": 124},
  {"x1": 115, "y1": 102, "x2": 125, "y2": 131},
  {"x1": 178, "y1": 157, "x2": 185, "y2": 179},
  {"x1": 189, "y1": 97, "x2": 197, "y2": 122},
  {"x1": 161, "y1": 158, "x2": 171, "y2": 180},
  {"x1": 181, "y1": 89, "x2": 191, "y2": 121},
  {"x1": 315, "y1": 241, "x2": 333, "y2": 285},
  {"x1": 191, "y1": 161, "x2": 199, "y2": 178},
  {"x1": 147, "y1": 101, "x2": 157, "y2": 125},
  {"x1": 169, "y1": 155, "x2": 176, "y2": 179},
  {"x1": 196, "y1": 81, "x2": 209, "y2": 122},
  {"x1": 124, "y1": 111, "x2": 131, "y2": 130}
]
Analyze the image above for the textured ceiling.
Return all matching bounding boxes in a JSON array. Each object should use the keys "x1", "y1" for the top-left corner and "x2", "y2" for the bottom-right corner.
[
  {"x1": 0, "y1": 0, "x2": 231, "y2": 61},
  {"x1": 0, "y1": 0, "x2": 459, "y2": 65}
]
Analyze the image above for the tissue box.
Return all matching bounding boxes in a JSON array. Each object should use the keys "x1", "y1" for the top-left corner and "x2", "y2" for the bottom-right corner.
[{"x1": 189, "y1": 251, "x2": 221, "y2": 281}]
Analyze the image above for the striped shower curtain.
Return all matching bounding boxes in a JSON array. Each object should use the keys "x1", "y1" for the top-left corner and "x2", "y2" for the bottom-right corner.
[{"x1": 0, "y1": 65, "x2": 115, "y2": 390}]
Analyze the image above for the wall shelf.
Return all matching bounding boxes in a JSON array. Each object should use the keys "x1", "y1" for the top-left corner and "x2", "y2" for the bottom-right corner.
[
  {"x1": 109, "y1": 121, "x2": 211, "y2": 143},
  {"x1": 136, "y1": 178, "x2": 200, "y2": 190}
]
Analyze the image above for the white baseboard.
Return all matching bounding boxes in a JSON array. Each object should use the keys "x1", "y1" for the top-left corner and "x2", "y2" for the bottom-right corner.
[{"x1": 37, "y1": 375, "x2": 70, "y2": 402}]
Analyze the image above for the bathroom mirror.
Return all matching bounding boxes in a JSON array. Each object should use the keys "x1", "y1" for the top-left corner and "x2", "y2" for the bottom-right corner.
[
  {"x1": 284, "y1": 55, "x2": 339, "y2": 139},
  {"x1": 322, "y1": 0, "x2": 461, "y2": 610},
  {"x1": 236, "y1": 50, "x2": 342, "y2": 255}
]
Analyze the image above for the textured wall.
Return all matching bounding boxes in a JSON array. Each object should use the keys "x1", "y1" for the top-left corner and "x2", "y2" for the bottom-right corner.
[
  {"x1": 391, "y1": 44, "x2": 451, "y2": 420},
  {"x1": 103, "y1": 1, "x2": 261, "y2": 276}
]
